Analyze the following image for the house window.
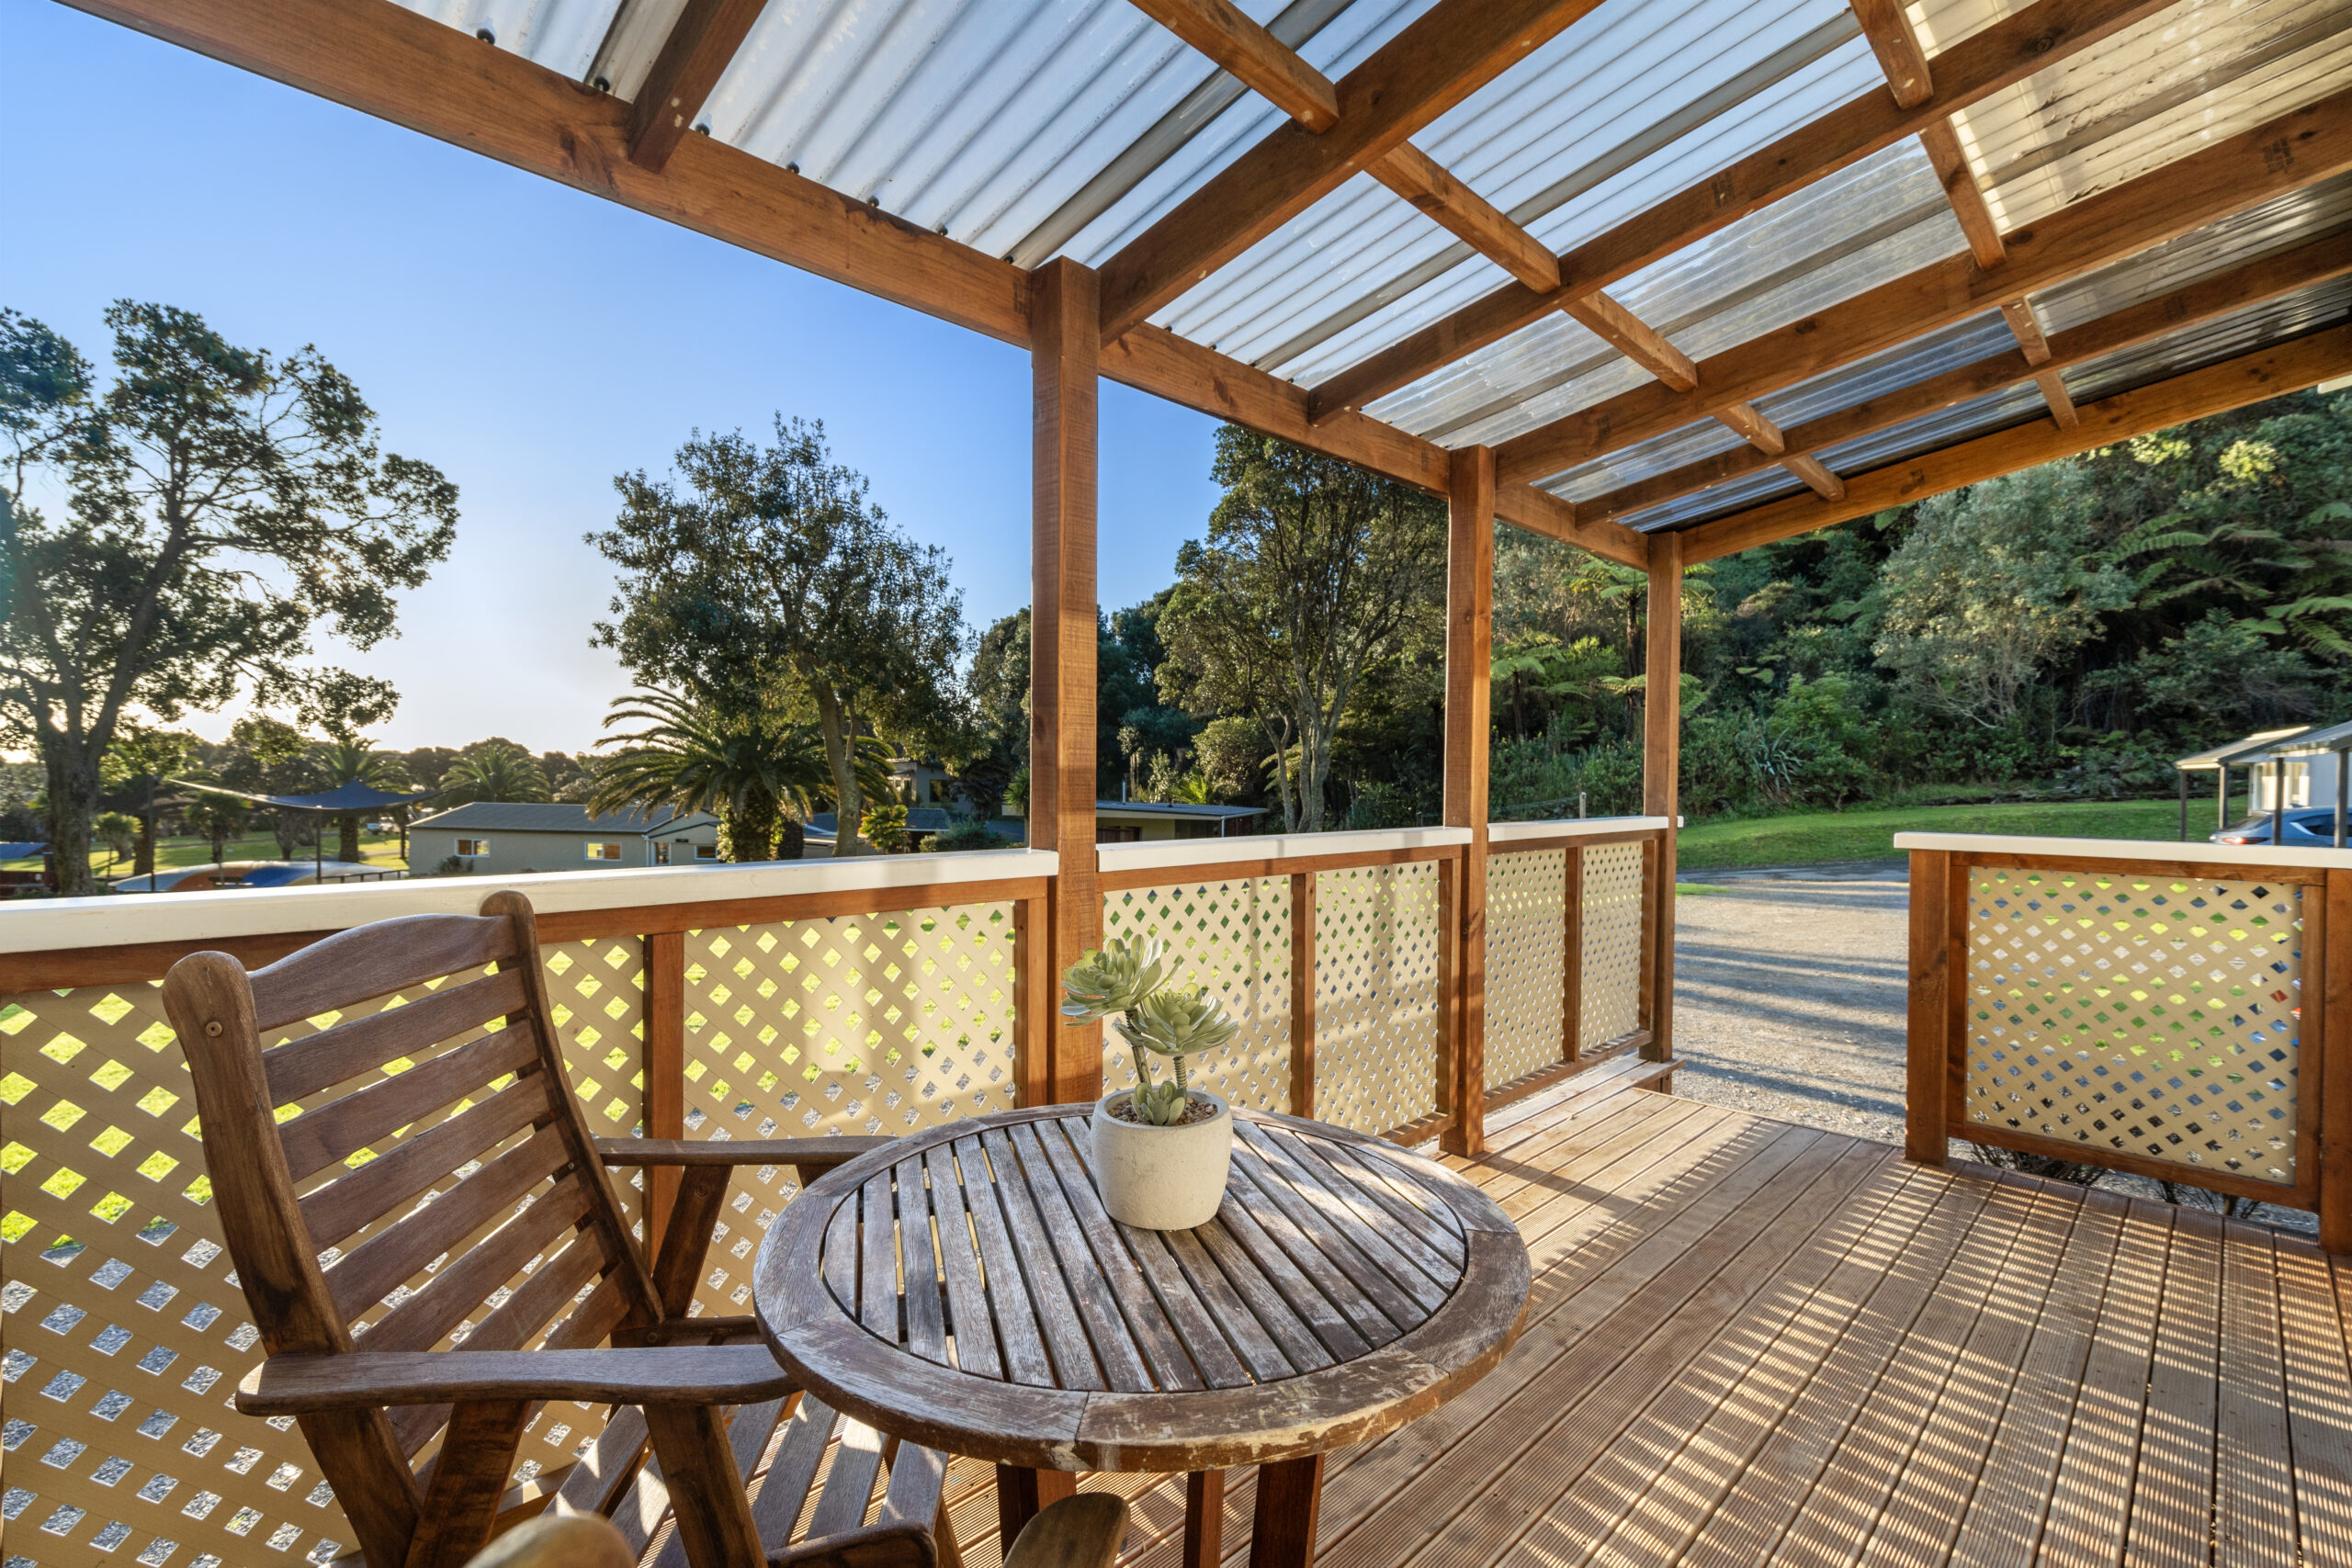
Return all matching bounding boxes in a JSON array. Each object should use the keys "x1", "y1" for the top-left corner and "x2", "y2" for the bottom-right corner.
[
  {"x1": 1098, "y1": 825, "x2": 1143, "y2": 843},
  {"x1": 454, "y1": 839, "x2": 489, "y2": 857},
  {"x1": 1175, "y1": 821, "x2": 1217, "y2": 839},
  {"x1": 653, "y1": 842, "x2": 672, "y2": 865},
  {"x1": 585, "y1": 842, "x2": 624, "y2": 861},
  {"x1": 694, "y1": 843, "x2": 718, "y2": 861}
]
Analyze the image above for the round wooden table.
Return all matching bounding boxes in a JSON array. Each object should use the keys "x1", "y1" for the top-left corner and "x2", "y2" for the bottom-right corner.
[{"x1": 752, "y1": 1104, "x2": 1530, "y2": 1568}]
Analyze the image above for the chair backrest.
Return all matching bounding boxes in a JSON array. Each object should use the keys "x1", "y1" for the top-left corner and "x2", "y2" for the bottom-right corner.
[{"x1": 162, "y1": 890, "x2": 663, "y2": 1568}]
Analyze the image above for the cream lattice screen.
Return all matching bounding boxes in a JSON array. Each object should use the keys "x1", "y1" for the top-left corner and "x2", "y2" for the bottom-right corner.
[
  {"x1": 673, "y1": 903, "x2": 1018, "y2": 1317},
  {"x1": 1579, "y1": 841, "x2": 1647, "y2": 1051},
  {"x1": 2, "y1": 940, "x2": 644, "y2": 1568},
  {"x1": 1101, "y1": 879, "x2": 1293, "y2": 1113},
  {"x1": 1959, "y1": 867, "x2": 2303, "y2": 1187},
  {"x1": 1485, "y1": 849, "x2": 1566, "y2": 1089},
  {"x1": 1313, "y1": 863, "x2": 1443, "y2": 1135}
]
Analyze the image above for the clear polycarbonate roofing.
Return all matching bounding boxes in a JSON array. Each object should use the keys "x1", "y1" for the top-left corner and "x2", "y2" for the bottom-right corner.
[{"x1": 389, "y1": 0, "x2": 2352, "y2": 537}]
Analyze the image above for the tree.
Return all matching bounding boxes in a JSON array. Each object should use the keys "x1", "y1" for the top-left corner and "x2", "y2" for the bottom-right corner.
[
  {"x1": 100, "y1": 726, "x2": 193, "y2": 875},
  {"x1": 1873, "y1": 465, "x2": 2132, "y2": 732},
  {"x1": 1157, "y1": 428, "x2": 1444, "y2": 832},
  {"x1": 319, "y1": 737, "x2": 407, "y2": 861},
  {"x1": 590, "y1": 685, "x2": 891, "y2": 861},
  {"x1": 591, "y1": 418, "x2": 964, "y2": 857},
  {"x1": 0, "y1": 304, "x2": 455, "y2": 894},
  {"x1": 180, "y1": 792, "x2": 247, "y2": 864},
  {"x1": 438, "y1": 741, "x2": 550, "y2": 806},
  {"x1": 92, "y1": 809, "x2": 136, "y2": 872}
]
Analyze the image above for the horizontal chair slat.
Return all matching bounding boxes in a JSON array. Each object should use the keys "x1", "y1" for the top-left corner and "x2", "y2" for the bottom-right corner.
[
  {"x1": 326, "y1": 1122, "x2": 574, "y2": 1325},
  {"x1": 300, "y1": 1073, "x2": 555, "y2": 1248},
  {"x1": 279, "y1": 1027, "x2": 541, "y2": 1184},
  {"x1": 265, "y1": 966, "x2": 530, "y2": 1104},
  {"x1": 247, "y1": 913, "x2": 519, "y2": 1032},
  {"x1": 359, "y1": 1175, "x2": 596, "y2": 1355}
]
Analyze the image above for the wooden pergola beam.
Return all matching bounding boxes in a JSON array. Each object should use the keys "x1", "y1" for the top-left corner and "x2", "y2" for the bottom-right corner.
[
  {"x1": 627, "y1": 0, "x2": 767, "y2": 173},
  {"x1": 1125, "y1": 0, "x2": 1338, "y2": 131},
  {"x1": 1373, "y1": 142, "x2": 1562, "y2": 293},
  {"x1": 1094, "y1": 0, "x2": 1605, "y2": 342},
  {"x1": 62, "y1": 0, "x2": 1659, "y2": 560},
  {"x1": 1492, "y1": 86, "x2": 2352, "y2": 486},
  {"x1": 1577, "y1": 232, "x2": 2352, "y2": 523},
  {"x1": 1676, "y1": 321, "x2": 2352, "y2": 563},
  {"x1": 1306, "y1": 0, "x2": 2175, "y2": 421}
]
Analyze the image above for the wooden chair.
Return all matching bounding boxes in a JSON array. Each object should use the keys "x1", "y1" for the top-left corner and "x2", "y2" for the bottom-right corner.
[{"x1": 163, "y1": 890, "x2": 959, "y2": 1568}]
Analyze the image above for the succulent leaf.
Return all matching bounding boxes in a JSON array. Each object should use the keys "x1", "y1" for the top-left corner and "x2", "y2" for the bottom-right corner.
[{"x1": 1058, "y1": 934, "x2": 1166, "y2": 1022}]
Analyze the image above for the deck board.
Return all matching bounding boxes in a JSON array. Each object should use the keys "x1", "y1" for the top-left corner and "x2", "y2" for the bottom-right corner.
[{"x1": 932, "y1": 1088, "x2": 2346, "y2": 1568}]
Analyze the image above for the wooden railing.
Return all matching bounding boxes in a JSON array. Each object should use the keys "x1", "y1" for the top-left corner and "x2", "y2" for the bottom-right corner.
[
  {"x1": 1899, "y1": 832, "x2": 2351, "y2": 1252},
  {"x1": 0, "y1": 822, "x2": 1672, "y2": 1565}
]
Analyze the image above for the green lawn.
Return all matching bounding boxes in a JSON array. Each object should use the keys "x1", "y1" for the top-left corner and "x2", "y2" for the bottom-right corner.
[
  {"x1": 4, "y1": 831, "x2": 408, "y2": 877},
  {"x1": 1678, "y1": 798, "x2": 2189, "y2": 870}
]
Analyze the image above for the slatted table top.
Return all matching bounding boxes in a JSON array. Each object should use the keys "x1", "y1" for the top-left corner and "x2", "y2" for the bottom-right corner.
[{"x1": 753, "y1": 1105, "x2": 1531, "y2": 1472}]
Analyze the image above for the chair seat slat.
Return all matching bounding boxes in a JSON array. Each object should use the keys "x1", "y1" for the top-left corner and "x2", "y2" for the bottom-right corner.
[
  {"x1": 300, "y1": 1075, "x2": 554, "y2": 1248},
  {"x1": 646, "y1": 1396, "x2": 792, "y2": 1568},
  {"x1": 553, "y1": 1404, "x2": 650, "y2": 1519},
  {"x1": 266, "y1": 967, "x2": 529, "y2": 1104},
  {"x1": 807, "y1": 1418, "x2": 888, "y2": 1539},
  {"x1": 329, "y1": 1122, "x2": 574, "y2": 1325},
  {"x1": 249, "y1": 913, "x2": 517, "y2": 1032},
  {"x1": 360, "y1": 1174, "x2": 594, "y2": 1355},
  {"x1": 752, "y1": 1396, "x2": 841, "y2": 1551},
  {"x1": 282, "y1": 1028, "x2": 542, "y2": 1184}
]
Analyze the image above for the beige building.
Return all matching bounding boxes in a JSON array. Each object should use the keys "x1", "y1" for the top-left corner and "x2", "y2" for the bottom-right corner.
[{"x1": 408, "y1": 803, "x2": 719, "y2": 875}]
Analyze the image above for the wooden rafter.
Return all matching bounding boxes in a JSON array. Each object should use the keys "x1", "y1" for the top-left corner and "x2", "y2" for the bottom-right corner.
[
  {"x1": 1577, "y1": 233, "x2": 2352, "y2": 523},
  {"x1": 627, "y1": 0, "x2": 768, "y2": 173},
  {"x1": 1306, "y1": 0, "x2": 2175, "y2": 421},
  {"x1": 1371, "y1": 142, "x2": 1561, "y2": 292},
  {"x1": 1849, "y1": 1, "x2": 2084, "y2": 436},
  {"x1": 1124, "y1": 0, "x2": 1337, "y2": 130},
  {"x1": 1490, "y1": 86, "x2": 2352, "y2": 486},
  {"x1": 65, "y1": 0, "x2": 1645, "y2": 563},
  {"x1": 1094, "y1": 0, "x2": 1605, "y2": 342},
  {"x1": 1676, "y1": 321, "x2": 2352, "y2": 562}
]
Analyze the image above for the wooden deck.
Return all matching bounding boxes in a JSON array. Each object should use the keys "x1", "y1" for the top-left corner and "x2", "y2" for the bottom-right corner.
[{"x1": 925, "y1": 1074, "x2": 2352, "y2": 1568}]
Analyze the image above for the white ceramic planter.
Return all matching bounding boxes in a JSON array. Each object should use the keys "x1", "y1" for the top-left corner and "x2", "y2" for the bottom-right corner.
[{"x1": 1090, "y1": 1089, "x2": 1234, "y2": 1230}]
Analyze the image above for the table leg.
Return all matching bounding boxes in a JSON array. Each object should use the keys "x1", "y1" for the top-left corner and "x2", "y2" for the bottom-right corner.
[
  {"x1": 997, "y1": 1464, "x2": 1077, "y2": 1555},
  {"x1": 1249, "y1": 1454, "x2": 1324, "y2": 1568},
  {"x1": 1184, "y1": 1471, "x2": 1225, "y2": 1568}
]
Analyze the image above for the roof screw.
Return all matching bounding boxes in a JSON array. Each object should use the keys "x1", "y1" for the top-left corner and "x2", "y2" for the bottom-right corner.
[
  {"x1": 593, "y1": 75, "x2": 611, "y2": 93},
  {"x1": 475, "y1": 27, "x2": 495, "y2": 43}
]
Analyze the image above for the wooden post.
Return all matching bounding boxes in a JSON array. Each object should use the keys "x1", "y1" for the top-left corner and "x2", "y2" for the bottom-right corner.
[
  {"x1": 1562, "y1": 845, "x2": 1584, "y2": 1062},
  {"x1": 1642, "y1": 531, "x2": 1681, "y2": 1069},
  {"x1": 1290, "y1": 871, "x2": 1317, "y2": 1118},
  {"x1": 1012, "y1": 897, "x2": 1053, "y2": 1109},
  {"x1": 1905, "y1": 849, "x2": 1952, "y2": 1166},
  {"x1": 2322, "y1": 869, "x2": 2351, "y2": 1254},
  {"x1": 644, "y1": 931, "x2": 685, "y2": 1252},
  {"x1": 1441, "y1": 445, "x2": 1495, "y2": 1158},
  {"x1": 1030, "y1": 257, "x2": 1102, "y2": 1106}
]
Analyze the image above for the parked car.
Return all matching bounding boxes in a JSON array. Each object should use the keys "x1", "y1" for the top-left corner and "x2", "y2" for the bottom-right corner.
[{"x1": 2211, "y1": 809, "x2": 2348, "y2": 847}]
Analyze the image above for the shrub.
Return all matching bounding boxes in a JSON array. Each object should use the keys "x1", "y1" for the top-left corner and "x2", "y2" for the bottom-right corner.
[{"x1": 926, "y1": 819, "x2": 1005, "y2": 852}]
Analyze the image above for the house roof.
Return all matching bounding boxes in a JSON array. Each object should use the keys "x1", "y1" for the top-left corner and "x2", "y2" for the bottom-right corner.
[
  {"x1": 93, "y1": 0, "x2": 2352, "y2": 575},
  {"x1": 2274, "y1": 719, "x2": 2352, "y2": 756},
  {"x1": 410, "y1": 802, "x2": 719, "y2": 835},
  {"x1": 2175, "y1": 727, "x2": 2316, "y2": 772},
  {"x1": 178, "y1": 778, "x2": 448, "y2": 812},
  {"x1": 1097, "y1": 801, "x2": 1266, "y2": 819}
]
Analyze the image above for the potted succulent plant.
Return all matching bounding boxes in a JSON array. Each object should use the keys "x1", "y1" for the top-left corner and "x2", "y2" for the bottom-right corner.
[{"x1": 1062, "y1": 934, "x2": 1242, "y2": 1230}]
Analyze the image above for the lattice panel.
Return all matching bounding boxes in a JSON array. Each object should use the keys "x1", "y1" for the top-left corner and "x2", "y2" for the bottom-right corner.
[
  {"x1": 1486, "y1": 849, "x2": 1566, "y2": 1089},
  {"x1": 1102, "y1": 879, "x2": 1293, "y2": 1111},
  {"x1": 1, "y1": 940, "x2": 643, "y2": 1568},
  {"x1": 1312, "y1": 863, "x2": 1443, "y2": 1135},
  {"x1": 1961, "y1": 869, "x2": 2303, "y2": 1186},
  {"x1": 1579, "y1": 841, "x2": 1646, "y2": 1051},
  {"x1": 675, "y1": 905, "x2": 1015, "y2": 1315}
]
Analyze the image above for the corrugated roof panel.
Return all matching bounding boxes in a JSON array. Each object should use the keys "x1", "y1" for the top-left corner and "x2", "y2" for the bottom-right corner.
[
  {"x1": 2032, "y1": 171, "x2": 2352, "y2": 333},
  {"x1": 1378, "y1": 142, "x2": 1967, "y2": 449},
  {"x1": 1813, "y1": 380, "x2": 2052, "y2": 473},
  {"x1": 1939, "y1": 0, "x2": 2352, "y2": 231},
  {"x1": 1543, "y1": 418, "x2": 1755, "y2": 502},
  {"x1": 2064, "y1": 275, "x2": 2352, "y2": 400},
  {"x1": 395, "y1": 0, "x2": 623, "y2": 79},
  {"x1": 1612, "y1": 463, "x2": 1806, "y2": 533},
  {"x1": 1753, "y1": 310, "x2": 2018, "y2": 427},
  {"x1": 1143, "y1": 0, "x2": 1865, "y2": 367}
]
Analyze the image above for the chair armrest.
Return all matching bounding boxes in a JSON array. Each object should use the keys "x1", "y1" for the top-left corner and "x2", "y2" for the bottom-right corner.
[
  {"x1": 237, "y1": 1347, "x2": 793, "y2": 1415},
  {"x1": 595, "y1": 1136, "x2": 888, "y2": 1178},
  {"x1": 767, "y1": 1522, "x2": 934, "y2": 1568}
]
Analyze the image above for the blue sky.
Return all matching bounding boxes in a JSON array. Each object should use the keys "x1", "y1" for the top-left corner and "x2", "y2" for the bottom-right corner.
[{"x1": 4, "y1": 0, "x2": 1224, "y2": 754}]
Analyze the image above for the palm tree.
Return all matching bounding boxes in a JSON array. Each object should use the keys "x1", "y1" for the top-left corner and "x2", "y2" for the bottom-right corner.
[
  {"x1": 320, "y1": 739, "x2": 407, "y2": 861},
  {"x1": 590, "y1": 687, "x2": 894, "y2": 861},
  {"x1": 438, "y1": 742, "x2": 551, "y2": 807}
]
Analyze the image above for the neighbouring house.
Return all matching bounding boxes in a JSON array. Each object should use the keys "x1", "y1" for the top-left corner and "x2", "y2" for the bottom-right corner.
[
  {"x1": 1090, "y1": 800, "x2": 1263, "y2": 842},
  {"x1": 408, "y1": 803, "x2": 720, "y2": 875},
  {"x1": 2176, "y1": 726, "x2": 2336, "y2": 819}
]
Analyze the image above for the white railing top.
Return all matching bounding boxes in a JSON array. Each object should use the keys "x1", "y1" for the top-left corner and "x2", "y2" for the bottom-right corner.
[
  {"x1": 1893, "y1": 832, "x2": 2352, "y2": 870},
  {"x1": 0, "y1": 849, "x2": 1059, "y2": 957},
  {"x1": 1487, "y1": 816, "x2": 1674, "y2": 842},
  {"x1": 1096, "y1": 824, "x2": 1472, "y2": 874}
]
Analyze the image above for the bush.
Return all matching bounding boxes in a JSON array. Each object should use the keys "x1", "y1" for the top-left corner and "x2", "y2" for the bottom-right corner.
[
  {"x1": 926, "y1": 819, "x2": 1006, "y2": 852},
  {"x1": 430, "y1": 855, "x2": 472, "y2": 877},
  {"x1": 860, "y1": 803, "x2": 910, "y2": 853},
  {"x1": 1342, "y1": 780, "x2": 1416, "y2": 829}
]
